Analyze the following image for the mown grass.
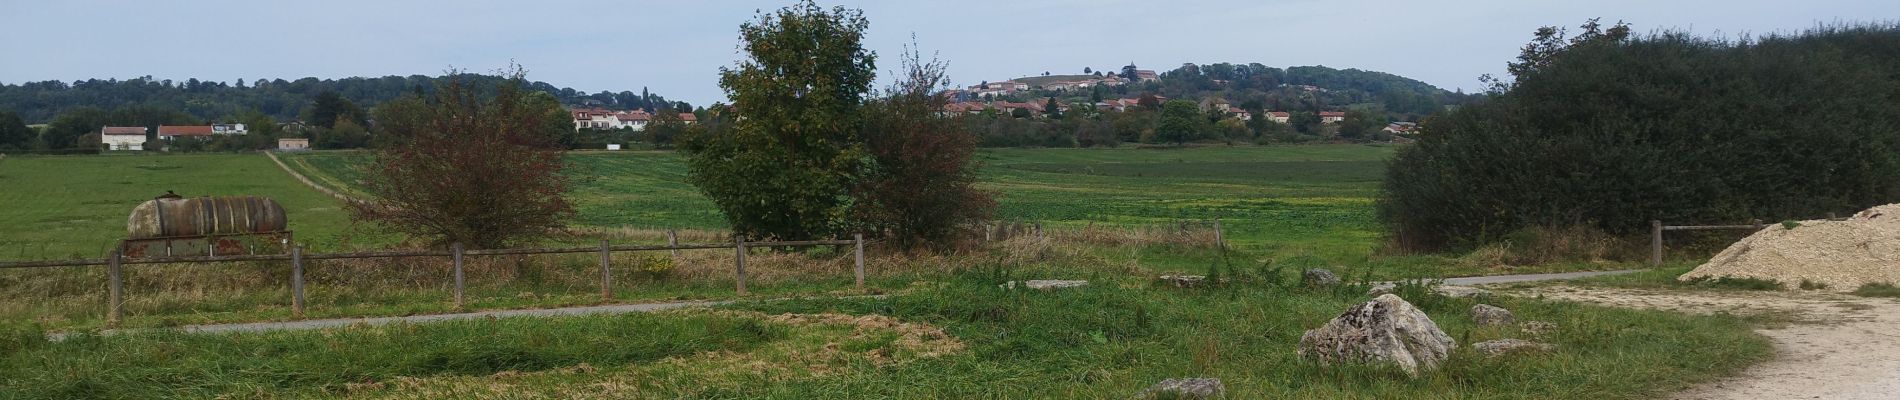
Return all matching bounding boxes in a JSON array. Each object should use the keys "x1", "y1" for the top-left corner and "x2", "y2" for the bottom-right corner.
[{"x1": 0, "y1": 267, "x2": 1773, "y2": 399}]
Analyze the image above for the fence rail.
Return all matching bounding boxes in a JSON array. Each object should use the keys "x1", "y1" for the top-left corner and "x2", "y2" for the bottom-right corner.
[
  {"x1": 0, "y1": 236, "x2": 865, "y2": 327},
  {"x1": 1649, "y1": 213, "x2": 1849, "y2": 266}
]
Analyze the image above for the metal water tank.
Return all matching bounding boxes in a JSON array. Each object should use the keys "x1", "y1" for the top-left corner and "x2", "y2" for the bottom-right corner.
[{"x1": 127, "y1": 195, "x2": 288, "y2": 239}]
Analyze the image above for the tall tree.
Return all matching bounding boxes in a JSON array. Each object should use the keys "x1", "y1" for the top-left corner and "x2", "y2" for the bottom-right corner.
[
  {"x1": 0, "y1": 111, "x2": 32, "y2": 151},
  {"x1": 303, "y1": 91, "x2": 364, "y2": 129},
  {"x1": 1043, "y1": 97, "x2": 1063, "y2": 119},
  {"x1": 1155, "y1": 99, "x2": 1202, "y2": 145},
  {"x1": 855, "y1": 46, "x2": 994, "y2": 249},
  {"x1": 350, "y1": 67, "x2": 574, "y2": 248},
  {"x1": 682, "y1": 0, "x2": 877, "y2": 241}
]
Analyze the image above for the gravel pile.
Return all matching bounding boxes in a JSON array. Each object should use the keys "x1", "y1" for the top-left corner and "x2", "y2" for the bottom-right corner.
[{"x1": 1679, "y1": 204, "x2": 1900, "y2": 290}]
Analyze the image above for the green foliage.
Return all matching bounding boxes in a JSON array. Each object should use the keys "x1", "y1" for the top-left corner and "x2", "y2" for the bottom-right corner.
[
  {"x1": 1335, "y1": 108, "x2": 1385, "y2": 142},
  {"x1": 1683, "y1": 276, "x2": 1783, "y2": 291},
  {"x1": 1154, "y1": 100, "x2": 1202, "y2": 145},
  {"x1": 0, "y1": 111, "x2": 31, "y2": 151},
  {"x1": 1382, "y1": 22, "x2": 1900, "y2": 250},
  {"x1": 855, "y1": 49, "x2": 995, "y2": 248},
  {"x1": 301, "y1": 91, "x2": 366, "y2": 129},
  {"x1": 1781, "y1": 220, "x2": 1801, "y2": 230},
  {"x1": 1798, "y1": 279, "x2": 1828, "y2": 290},
  {"x1": 683, "y1": 0, "x2": 877, "y2": 241}
]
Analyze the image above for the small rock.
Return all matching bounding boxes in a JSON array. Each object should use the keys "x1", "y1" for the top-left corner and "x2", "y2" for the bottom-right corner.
[
  {"x1": 1472, "y1": 339, "x2": 1555, "y2": 357},
  {"x1": 1134, "y1": 378, "x2": 1224, "y2": 399},
  {"x1": 1366, "y1": 282, "x2": 1398, "y2": 296},
  {"x1": 1000, "y1": 280, "x2": 1088, "y2": 290},
  {"x1": 1470, "y1": 304, "x2": 1515, "y2": 326},
  {"x1": 1156, "y1": 275, "x2": 1208, "y2": 288},
  {"x1": 1522, "y1": 321, "x2": 1558, "y2": 337},
  {"x1": 1298, "y1": 294, "x2": 1456, "y2": 376},
  {"x1": 1303, "y1": 268, "x2": 1342, "y2": 287}
]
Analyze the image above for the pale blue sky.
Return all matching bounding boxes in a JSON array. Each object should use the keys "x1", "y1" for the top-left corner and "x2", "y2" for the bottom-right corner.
[{"x1": 2, "y1": 0, "x2": 1895, "y2": 105}]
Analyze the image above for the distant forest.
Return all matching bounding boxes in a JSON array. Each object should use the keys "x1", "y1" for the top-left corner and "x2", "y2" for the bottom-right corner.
[{"x1": 0, "y1": 74, "x2": 683, "y2": 124}]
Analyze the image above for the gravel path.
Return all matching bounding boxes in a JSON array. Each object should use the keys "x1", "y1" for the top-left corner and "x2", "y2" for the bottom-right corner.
[{"x1": 1507, "y1": 285, "x2": 1900, "y2": 400}]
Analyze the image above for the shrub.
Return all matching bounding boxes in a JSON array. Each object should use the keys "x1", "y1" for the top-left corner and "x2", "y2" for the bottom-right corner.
[
  {"x1": 1852, "y1": 282, "x2": 1900, "y2": 298},
  {"x1": 1382, "y1": 22, "x2": 1900, "y2": 251}
]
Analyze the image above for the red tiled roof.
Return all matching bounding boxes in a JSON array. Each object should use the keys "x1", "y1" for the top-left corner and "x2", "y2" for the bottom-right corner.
[
  {"x1": 676, "y1": 113, "x2": 698, "y2": 122},
  {"x1": 1318, "y1": 111, "x2": 1346, "y2": 117},
  {"x1": 102, "y1": 126, "x2": 147, "y2": 135},
  {"x1": 1268, "y1": 112, "x2": 1290, "y2": 117},
  {"x1": 157, "y1": 125, "x2": 214, "y2": 136}
]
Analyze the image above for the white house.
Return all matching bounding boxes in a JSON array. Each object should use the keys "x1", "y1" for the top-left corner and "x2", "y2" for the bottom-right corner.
[
  {"x1": 211, "y1": 123, "x2": 247, "y2": 135},
  {"x1": 1265, "y1": 112, "x2": 1290, "y2": 124},
  {"x1": 101, "y1": 126, "x2": 147, "y2": 151},
  {"x1": 1319, "y1": 111, "x2": 1346, "y2": 124}
]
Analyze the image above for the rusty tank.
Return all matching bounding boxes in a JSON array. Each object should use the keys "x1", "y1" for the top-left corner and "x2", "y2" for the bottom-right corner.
[{"x1": 121, "y1": 193, "x2": 291, "y2": 257}]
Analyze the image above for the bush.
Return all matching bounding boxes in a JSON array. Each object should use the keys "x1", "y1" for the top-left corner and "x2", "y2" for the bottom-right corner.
[{"x1": 1382, "y1": 22, "x2": 1900, "y2": 251}]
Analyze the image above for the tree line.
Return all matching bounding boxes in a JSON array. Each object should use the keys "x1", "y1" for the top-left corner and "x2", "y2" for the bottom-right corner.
[{"x1": 1382, "y1": 20, "x2": 1900, "y2": 251}]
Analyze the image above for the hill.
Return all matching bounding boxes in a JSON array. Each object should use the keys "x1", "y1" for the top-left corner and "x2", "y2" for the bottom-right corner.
[
  {"x1": 0, "y1": 74, "x2": 683, "y2": 124},
  {"x1": 990, "y1": 63, "x2": 1471, "y2": 120}
]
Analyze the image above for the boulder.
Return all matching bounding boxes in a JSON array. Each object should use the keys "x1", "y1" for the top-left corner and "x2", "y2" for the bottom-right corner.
[
  {"x1": 1134, "y1": 378, "x2": 1224, "y2": 399},
  {"x1": 1470, "y1": 304, "x2": 1515, "y2": 326},
  {"x1": 1156, "y1": 275, "x2": 1208, "y2": 288},
  {"x1": 1298, "y1": 294, "x2": 1456, "y2": 376},
  {"x1": 1000, "y1": 280, "x2": 1088, "y2": 290},
  {"x1": 1366, "y1": 282, "x2": 1398, "y2": 296},
  {"x1": 1472, "y1": 339, "x2": 1555, "y2": 357},
  {"x1": 1521, "y1": 321, "x2": 1558, "y2": 337},
  {"x1": 1303, "y1": 268, "x2": 1342, "y2": 287}
]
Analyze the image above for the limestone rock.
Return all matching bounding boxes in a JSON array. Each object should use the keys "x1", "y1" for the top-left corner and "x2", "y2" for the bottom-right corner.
[
  {"x1": 1298, "y1": 294, "x2": 1456, "y2": 376},
  {"x1": 1000, "y1": 280, "x2": 1088, "y2": 290},
  {"x1": 1433, "y1": 285, "x2": 1492, "y2": 298},
  {"x1": 1157, "y1": 275, "x2": 1208, "y2": 288},
  {"x1": 1366, "y1": 282, "x2": 1398, "y2": 296},
  {"x1": 1134, "y1": 378, "x2": 1224, "y2": 399},
  {"x1": 1522, "y1": 321, "x2": 1558, "y2": 337},
  {"x1": 1303, "y1": 268, "x2": 1342, "y2": 287},
  {"x1": 1472, "y1": 339, "x2": 1555, "y2": 357},
  {"x1": 1470, "y1": 304, "x2": 1515, "y2": 326}
]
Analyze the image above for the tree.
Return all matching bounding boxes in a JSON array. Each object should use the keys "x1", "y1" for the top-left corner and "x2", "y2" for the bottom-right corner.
[
  {"x1": 1122, "y1": 64, "x2": 1139, "y2": 80},
  {"x1": 41, "y1": 107, "x2": 109, "y2": 151},
  {"x1": 1288, "y1": 111, "x2": 1321, "y2": 134},
  {"x1": 1155, "y1": 99, "x2": 1202, "y2": 145},
  {"x1": 645, "y1": 109, "x2": 687, "y2": 148},
  {"x1": 0, "y1": 111, "x2": 32, "y2": 151},
  {"x1": 350, "y1": 67, "x2": 574, "y2": 249},
  {"x1": 1083, "y1": 67, "x2": 1092, "y2": 74},
  {"x1": 855, "y1": 47, "x2": 994, "y2": 249},
  {"x1": 1043, "y1": 97, "x2": 1063, "y2": 119},
  {"x1": 1336, "y1": 109, "x2": 1384, "y2": 141},
  {"x1": 1136, "y1": 93, "x2": 1162, "y2": 110},
  {"x1": 303, "y1": 91, "x2": 365, "y2": 129},
  {"x1": 682, "y1": 0, "x2": 877, "y2": 242}
]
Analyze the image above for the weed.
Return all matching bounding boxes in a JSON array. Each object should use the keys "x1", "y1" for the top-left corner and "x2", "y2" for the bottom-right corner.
[
  {"x1": 1799, "y1": 279, "x2": 1828, "y2": 290},
  {"x1": 1781, "y1": 220, "x2": 1801, "y2": 230},
  {"x1": 1684, "y1": 276, "x2": 1783, "y2": 291}
]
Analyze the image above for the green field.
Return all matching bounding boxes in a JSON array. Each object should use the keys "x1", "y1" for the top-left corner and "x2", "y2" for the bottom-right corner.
[{"x1": 281, "y1": 145, "x2": 1393, "y2": 259}]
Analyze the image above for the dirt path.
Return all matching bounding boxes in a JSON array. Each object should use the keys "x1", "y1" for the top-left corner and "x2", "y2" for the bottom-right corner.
[{"x1": 1507, "y1": 285, "x2": 1900, "y2": 400}]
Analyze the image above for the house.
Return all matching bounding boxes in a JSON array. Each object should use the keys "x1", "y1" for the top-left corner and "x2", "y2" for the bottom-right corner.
[
  {"x1": 211, "y1": 123, "x2": 247, "y2": 135},
  {"x1": 1198, "y1": 98, "x2": 1231, "y2": 113},
  {"x1": 1383, "y1": 122, "x2": 1419, "y2": 135},
  {"x1": 101, "y1": 126, "x2": 148, "y2": 151},
  {"x1": 277, "y1": 138, "x2": 310, "y2": 151},
  {"x1": 1134, "y1": 70, "x2": 1159, "y2": 82},
  {"x1": 1227, "y1": 107, "x2": 1253, "y2": 121},
  {"x1": 613, "y1": 110, "x2": 652, "y2": 130},
  {"x1": 1318, "y1": 111, "x2": 1346, "y2": 124},
  {"x1": 157, "y1": 125, "x2": 215, "y2": 140},
  {"x1": 1265, "y1": 112, "x2": 1290, "y2": 124}
]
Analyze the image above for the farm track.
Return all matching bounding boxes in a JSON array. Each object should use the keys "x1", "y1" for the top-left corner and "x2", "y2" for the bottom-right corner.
[{"x1": 1506, "y1": 285, "x2": 1900, "y2": 400}]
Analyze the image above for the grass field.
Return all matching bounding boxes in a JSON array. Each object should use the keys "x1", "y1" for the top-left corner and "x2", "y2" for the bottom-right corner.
[
  {"x1": 280, "y1": 145, "x2": 1394, "y2": 259},
  {"x1": 1, "y1": 270, "x2": 1772, "y2": 399},
  {"x1": 0, "y1": 147, "x2": 1769, "y2": 398}
]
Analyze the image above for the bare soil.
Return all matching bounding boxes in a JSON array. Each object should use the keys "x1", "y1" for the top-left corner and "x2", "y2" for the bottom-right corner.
[{"x1": 1508, "y1": 285, "x2": 1900, "y2": 399}]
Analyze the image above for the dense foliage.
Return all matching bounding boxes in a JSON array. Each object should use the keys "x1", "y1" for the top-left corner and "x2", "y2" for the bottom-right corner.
[
  {"x1": 350, "y1": 68, "x2": 575, "y2": 249},
  {"x1": 1381, "y1": 21, "x2": 1900, "y2": 250},
  {"x1": 0, "y1": 74, "x2": 682, "y2": 124},
  {"x1": 683, "y1": 0, "x2": 877, "y2": 242},
  {"x1": 855, "y1": 49, "x2": 995, "y2": 249}
]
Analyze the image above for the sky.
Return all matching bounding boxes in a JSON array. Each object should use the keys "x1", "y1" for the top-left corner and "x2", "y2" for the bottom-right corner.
[{"x1": 3, "y1": 0, "x2": 1896, "y2": 105}]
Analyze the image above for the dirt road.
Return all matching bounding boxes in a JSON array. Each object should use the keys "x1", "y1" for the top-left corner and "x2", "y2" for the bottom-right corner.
[{"x1": 1512, "y1": 285, "x2": 1900, "y2": 400}]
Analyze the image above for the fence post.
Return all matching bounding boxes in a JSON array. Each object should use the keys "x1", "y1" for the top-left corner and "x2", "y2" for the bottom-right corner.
[
  {"x1": 452, "y1": 242, "x2": 465, "y2": 310},
  {"x1": 1213, "y1": 218, "x2": 1226, "y2": 249},
  {"x1": 1752, "y1": 218, "x2": 1764, "y2": 232},
  {"x1": 1828, "y1": 212, "x2": 1838, "y2": 221},
  {"x1": 666, "y1": 229, "x2": 680, "y2": 259},
  {"x1": 854, "y1": 233, "x2": 865, "y2": 291},
  {"x1": 599, "y1": 239, "x2": 612, "y2": 300},
  {"x1": 1650, "y1": 220, "x2": 1663, "y2": 266},
  {"x1": 734, "y1": 235, "x2": 748, "y2": 296},
  {"x1": 107, "y1": 250, "x2": 123, "y2": 328},
  {"x1": 291, "y1": 245, "x2": 305, "y2": 318},
  {"x1": 984, "y1": 225, "x2": 993, "y2": 242}
]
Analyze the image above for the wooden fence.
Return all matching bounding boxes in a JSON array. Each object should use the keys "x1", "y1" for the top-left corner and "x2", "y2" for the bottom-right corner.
[
  {"x1": 0, "y1": 235, "x2": 865, "y2": 328},
  {"x1": 1649, "y1": 213, "x2": 1848, "y2": 266}
]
